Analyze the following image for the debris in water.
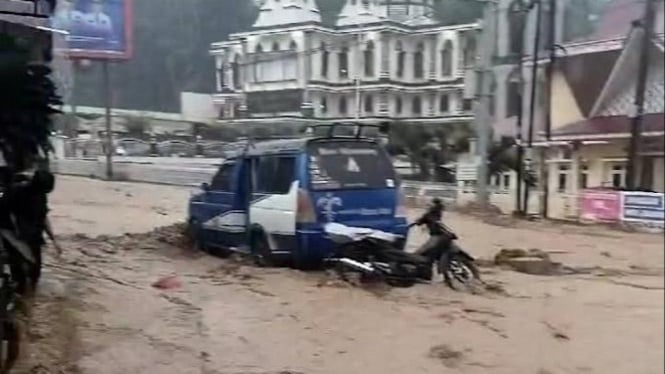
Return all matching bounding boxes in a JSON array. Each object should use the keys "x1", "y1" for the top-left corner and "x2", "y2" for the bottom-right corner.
[
  {"x1": 493, "y1": 248, "x2": 565, "y2": 276},
  {"x1": 152, "y1": 275, "x2": 182, "y2": 290},
  {"x1": 543, "y1": 321, "x2": 570, "y2": 341},
  {"x1": 428, "y1": 344, "x2": 465, "y2": 368}
]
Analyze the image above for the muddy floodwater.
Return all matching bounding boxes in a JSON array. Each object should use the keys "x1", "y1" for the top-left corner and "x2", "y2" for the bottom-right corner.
[{"x1": 14, "y1": 176, "x2": 665, "y2": 374}]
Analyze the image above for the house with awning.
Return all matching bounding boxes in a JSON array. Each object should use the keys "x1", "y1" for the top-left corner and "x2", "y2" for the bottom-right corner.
[{"x1": 536, "y1": 18, "x2": 664, "y2": 220}]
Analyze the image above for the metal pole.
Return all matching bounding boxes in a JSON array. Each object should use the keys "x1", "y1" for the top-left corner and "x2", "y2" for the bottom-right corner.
[
  {"x1": 474, "y1": 0, "x2": 497, "y2": 206},
  {"x1": 626, "y1": 0, "x2": 656, "y2": 190},
  {"x1": 355, "y1": 32, "x2": 362, "y2": 120},
  {"x1": 523, "y1": 0, "x2": 542, "y2": 214},
  {"x1": 514, "y1": 2, "x2": 528, "y2": 214},
  {"x1": 102, "y1": 60, "x2": 113, "y2": 179},
  {"x1": 542, "y1": 0, "x2": 557, "y2": 218}
]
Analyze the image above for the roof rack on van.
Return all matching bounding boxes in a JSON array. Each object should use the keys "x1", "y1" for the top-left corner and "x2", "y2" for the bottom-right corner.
[{"x1": 304, "y1": 122, "x2": 391, "y2": 139}]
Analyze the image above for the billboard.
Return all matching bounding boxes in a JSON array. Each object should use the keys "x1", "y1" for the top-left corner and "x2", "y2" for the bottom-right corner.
[
  {"x1": 621, "y1": 192, "x2": 665, "y2": 225},
  {"x1": 51, "y1": 0, "x2": 133, "y2": 59},
  {"x1": 580, "y1": 189, "x2": 621, "y2": 223}
]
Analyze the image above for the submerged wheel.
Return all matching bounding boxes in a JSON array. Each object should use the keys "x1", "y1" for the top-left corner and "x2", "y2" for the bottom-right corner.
[
  {"x1": 0, "y1": 320, "x2": 19, "y2": 374},
  {"x1": 251, "y1": 232, "x2": 275, "y2": 267},
  {"x1": 441, "y1": 253, "x2": 480, "y2": 291}
]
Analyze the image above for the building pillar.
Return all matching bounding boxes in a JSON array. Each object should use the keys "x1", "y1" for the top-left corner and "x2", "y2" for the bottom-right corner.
[
  {"x1": 215, "y1": 54, "x2": 224, "y2": 92},
  {"x1": 380, "y1": 32, "x2": 390, "y2": 80},
  {"x1": 456, "y1": 31, "x2": 465, "y2": 77},
  {"x1": 428, "y1": 34, "x2": 437, "y2": 80},
  {"x1": 302, "y1": 31, "x2": 313, "y2": 117}
]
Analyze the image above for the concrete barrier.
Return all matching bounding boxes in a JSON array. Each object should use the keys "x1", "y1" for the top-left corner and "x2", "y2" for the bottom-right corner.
[{"x1": 52, "y1": 159, "x2": 521, "y2": 214}]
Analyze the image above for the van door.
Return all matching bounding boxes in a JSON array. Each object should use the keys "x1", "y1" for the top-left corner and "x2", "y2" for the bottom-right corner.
[
  {"x1": 248, "y1": 155, "x2": 298, "y2": 255},
  {"x1": 199, "y1": 160, "x2": 246, "y2": 248}
]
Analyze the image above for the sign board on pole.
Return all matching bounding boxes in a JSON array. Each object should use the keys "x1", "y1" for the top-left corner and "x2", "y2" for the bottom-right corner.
[
  {"x1": 579, "y1": 189, "x2": 621, "y2": 222},
  {"x1": 51, "y1": 0, "x2": 133, "y2": 60},
  {"x1": 620, "y1": 191, "x2": 665, "y2": 230}
]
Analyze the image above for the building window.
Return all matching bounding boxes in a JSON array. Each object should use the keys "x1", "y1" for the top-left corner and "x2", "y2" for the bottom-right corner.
[
  {"x1": 339, "y1": 96, "x2": 348, "y2": 115},
  {"x1": 396, "y1": 41, "x2": 405, "y2": 78},
  {"x1": 503, "y1": 173, "x2": 511, "y2": 189},
  {"x1": 507, "y1": 68, "x2": 521, "y2": 117},
  {"x1": 395, "y1": 97, "x2": 402, "y2": 114},
  {"x1": 272, "y1": 42, "x2": 280, "y2": 51},
  {"x1": 339, "y1": 45, "x2": 349, "y2": 79},
  {"x1": 364, "y1": 95, "x2": 374, "y2": 114},
  {"x1": 321, "y1": 43, "x2": 329, "y2": 78},
  {"x1": 364, "y1": 40, "x2": 375, "y2": 77},
  {"x1": 580, "y1": 164, "x2": 588, "y2": 189},
  {"x1": 558, "y1": 164, "x2": 570, "y2": 193},
  {"x1": 610, "y1": 164, "x2": 626, "y2": 188},
  {"x1": 289, "y1": 41, "x2": 297, "y2": 51},
  {"x1": 508, "y1": 0, "x2": 526, "y2": 55},
  {"x1": 439, "y1": 94, "x2": 449, "y2": 113},
  {"x1": 232, "y1": 55, "x2": 240, "y2": 90},
  {"x1": 441, "y1": 40, "x2": 453, "y2": 76},
  {"x1": 464, "y1": 34, "x2": 476, "y2": 67},
  {"x1": 412, "y1": 96, "x2": 422, "y2": 116},
  {"x1": 463, "y1": 98, "x2": 473, "y2": 111},
  {"x1": 255, "y1": 44, "x2": 263, "y2": 53},
  {"x1": 414, "y1": 42, "x2": 424, "y2": 79}
]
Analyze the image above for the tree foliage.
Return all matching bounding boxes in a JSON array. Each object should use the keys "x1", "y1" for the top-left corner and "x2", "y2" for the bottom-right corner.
[
  {"x1": 0, "y1": 35, "x2": 61, "y2": 169},
  {"x1": 123, "y1": 116, "x2": 152, "y2": 139}
]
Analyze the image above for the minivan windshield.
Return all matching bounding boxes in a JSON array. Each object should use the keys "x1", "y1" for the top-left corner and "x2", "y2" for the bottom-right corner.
[{"x1": 307, "y1": 141, "x2": 396, "y2": 191}]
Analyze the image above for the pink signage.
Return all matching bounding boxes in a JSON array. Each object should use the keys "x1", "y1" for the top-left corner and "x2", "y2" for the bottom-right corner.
[{"x1": 580, "y1": 189, "x2": 621, "y2": 222}]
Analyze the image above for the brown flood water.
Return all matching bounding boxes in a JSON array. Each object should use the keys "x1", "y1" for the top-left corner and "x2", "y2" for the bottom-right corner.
[{"x1": 14, "y1": 176, "x2": 664, "y2": 374}]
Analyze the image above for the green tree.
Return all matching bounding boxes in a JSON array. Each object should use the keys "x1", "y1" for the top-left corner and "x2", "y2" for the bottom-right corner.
[{"x1": 123, "y1": 116, "x2": 152, "y2": 139}]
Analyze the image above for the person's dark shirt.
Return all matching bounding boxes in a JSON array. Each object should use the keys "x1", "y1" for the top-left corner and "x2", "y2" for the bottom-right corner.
[{"x1": 415, "y1": 204, "x2": 444, "y2": 236}]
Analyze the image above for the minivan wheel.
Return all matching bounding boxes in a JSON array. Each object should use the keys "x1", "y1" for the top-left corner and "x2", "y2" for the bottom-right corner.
[
  {"x1": 187, "y1": 220, "x2": 206, "y2": 252},
  {"x1": 252, "y1": 234, "x2": 274, "y2": 267}
]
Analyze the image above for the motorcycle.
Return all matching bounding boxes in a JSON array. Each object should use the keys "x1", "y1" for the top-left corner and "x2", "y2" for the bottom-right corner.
[
  {"x1": 415, "y1": 221, "x2": 481, "y2": 290},
  {"x1": 324, "y1": 221, "x2": 480, "y2": 290}
]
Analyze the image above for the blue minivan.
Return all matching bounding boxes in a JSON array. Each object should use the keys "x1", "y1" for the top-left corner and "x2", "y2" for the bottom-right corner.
[{"x1": 187, "y1": 124, "x2": 409, "y2": 266}]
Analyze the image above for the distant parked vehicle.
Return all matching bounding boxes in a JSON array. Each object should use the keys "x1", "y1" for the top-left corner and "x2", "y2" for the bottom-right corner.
[
  {"x1": 200, "y1": 141, "x2": 227, "y2": 158},
  {"x1": 157, "y1": 140, "x2": 196, "y2": 157},
  {"x1": 115, "y1": 138, "x2": 151, "y2": 156}
]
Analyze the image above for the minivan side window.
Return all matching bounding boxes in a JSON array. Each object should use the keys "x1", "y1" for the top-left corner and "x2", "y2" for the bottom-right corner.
[
  {"x1": 253, "y1": 156, "x2": 296, "y2": 194},
  {"x1": 210, "y1": 162, "x2": 235, "y2": 191}
]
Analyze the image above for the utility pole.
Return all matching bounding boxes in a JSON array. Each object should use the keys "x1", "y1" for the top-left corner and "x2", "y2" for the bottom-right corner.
[
  {"x1": 474, "y1": 0, "x2": 498, "y2": 206},
  {"x1": 102, "y1": 60, "x2": 113, "y2": 179},
  {"x1": 512, "y1": 0, "x2": 529, "y2": 215},
  {"x1": 542, "y1": 0, "x2": 557, "y2": 218},
  {"x1": 626, "y1": 0, "x2": 656, "y2": 190},
  {"x1": 523, "y1": 0, "x2": 542, "y2": 214}
]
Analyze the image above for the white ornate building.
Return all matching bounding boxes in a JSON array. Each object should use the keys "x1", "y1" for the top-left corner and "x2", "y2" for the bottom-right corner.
[{"x1": 210, "y1": 0, "x2": 479, "y2": 131}]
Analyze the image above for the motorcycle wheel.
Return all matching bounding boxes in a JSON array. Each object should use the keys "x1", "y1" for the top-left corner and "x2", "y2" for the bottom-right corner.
[
  {"x1": 0, "y1": 319, "x2": 19, "y2": 374},
  {"x1": 441, "y1": 252, "x2": 480, "y2": 291},
  {"x1": 385, "y1": 277, "x2": 416, "y2": 288}
]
